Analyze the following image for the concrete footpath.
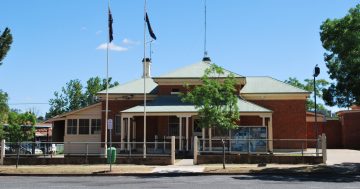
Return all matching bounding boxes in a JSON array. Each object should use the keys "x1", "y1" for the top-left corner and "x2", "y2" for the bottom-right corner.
[
  {"x1": 0, "y1": 149, "x2": 359, "y2": 176},
  {"x1": 0, "y1": 163, "x2": 359, "y2": 176}
]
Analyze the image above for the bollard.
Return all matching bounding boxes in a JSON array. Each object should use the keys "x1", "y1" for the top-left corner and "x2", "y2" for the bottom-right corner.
[
  {"x1": 0, "y1": 139, "x2": 5, "y2": 165},
  {"x1": 321, "y1": 133, "x2": 327, "y2": 164},
  {"x1": 193, "y1": 136, "x2": 198, "y2": 165},
  {"x1": 171, "y1": 136, "x2": 175, "y2": 165}
]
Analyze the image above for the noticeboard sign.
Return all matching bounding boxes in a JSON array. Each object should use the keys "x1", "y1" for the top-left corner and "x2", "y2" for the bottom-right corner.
[{"x1": 107, "y1": 119, "x2": 113, "y2": 130}]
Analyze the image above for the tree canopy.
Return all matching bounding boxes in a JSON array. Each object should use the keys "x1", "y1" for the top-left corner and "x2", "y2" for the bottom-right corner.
[
  {"x1": 182, "y1": 64, "x2": 239, "y2": 132},
  {"x1": 46, "y1": 77, "x2": 119, "y2": 119},
  {"x1": 0, "y1": 27, "x2": 13, "y2": 66},
  {"x1": 320, "y1": 4, "x2": 360, "y2": 107},
  {"x1": 0, "y1": 90, "x2": 9, "y2": 125},
  {"x1": 284, "y1": 77, "x2": 329, "y2": 114},
  {"x1": 4, "y1": 111, "x2": 36, "y2": 143}
]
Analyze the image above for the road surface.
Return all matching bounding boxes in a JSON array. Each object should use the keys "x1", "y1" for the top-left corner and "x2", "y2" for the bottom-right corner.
[{"x1": 0, "y1": 175, "x2": 359, "y2": 189}]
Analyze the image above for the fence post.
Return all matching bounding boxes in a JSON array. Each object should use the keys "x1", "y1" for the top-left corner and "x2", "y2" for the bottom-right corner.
[
  {"x1": 155, "y1": 135, "x2": 158, "y2": 150},
  {"x1": 321, "y1": 133, "x2": 327, "y2": 164},
  {"x1": 86, "y1": 143, "x2": 89, "y2": 164},
  {"x1": 193, "y1": 136, "x2": 198, "y2": 165},
  {"x1": 0, "y1": 139, "x2": 5, "y2": 165},
  {"x1": 171, "y1": 136, "x2": 175, "y2": 165}
]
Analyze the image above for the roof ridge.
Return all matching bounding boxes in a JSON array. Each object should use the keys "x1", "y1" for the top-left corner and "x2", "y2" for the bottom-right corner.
[{"x1": 155, "y1": 61, "x2": 244, "y2": 78}]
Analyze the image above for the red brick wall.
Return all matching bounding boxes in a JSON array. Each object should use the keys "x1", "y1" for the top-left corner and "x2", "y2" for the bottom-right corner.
[
  {"x1": 238, "y1": 116, "x2": 263, "y2": 126},
  {"x1": 101, "y1": 100, "x2": 143, "y2": 143},
  {"x1": 158, "y1": 85, "x2": 187, "y2": 95},
  {"x1": 250, "y1": 100, "x2": 307, "y2": 149},
  {"x1": 307, "y1": 120, "x2": 342, "y2": 149},
  {"x1": 341, "y1": 112, "x2": 360, "y2": 149}
]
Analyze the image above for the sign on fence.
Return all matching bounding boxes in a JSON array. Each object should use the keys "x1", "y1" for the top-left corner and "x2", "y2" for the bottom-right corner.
[{"x1": 107, "y1": 119, "x2": 113, "y2": 130}]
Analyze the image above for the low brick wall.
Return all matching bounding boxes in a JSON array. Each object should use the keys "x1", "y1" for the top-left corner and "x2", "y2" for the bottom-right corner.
[
  {"x1": 3, "y1": 156, "x2": 171, "y2": 165},
  {"x1": 196, "y1": 154, "x2": 323, "y2": 164}
]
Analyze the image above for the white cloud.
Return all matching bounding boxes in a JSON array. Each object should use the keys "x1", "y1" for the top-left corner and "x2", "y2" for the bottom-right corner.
[
  {"x1": 96, "y1": 30, "x2": 102, "y2": 35},
  {"x1": 96, "y1": 42, "x2": 128, "y2": 52},
  {"x1": 122, "y1": 38, "x2": 139, "y2": 45}
]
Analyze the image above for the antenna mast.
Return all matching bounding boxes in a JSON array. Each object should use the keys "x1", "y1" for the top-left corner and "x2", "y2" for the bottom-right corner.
[{"x1": 204, "y1": 0, "x2": 207, "y2": 57}]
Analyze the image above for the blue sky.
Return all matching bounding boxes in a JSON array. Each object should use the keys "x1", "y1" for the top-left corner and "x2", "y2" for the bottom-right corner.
[{"x1": 0, "y1": 0, "x2": 358, "y2": 117}]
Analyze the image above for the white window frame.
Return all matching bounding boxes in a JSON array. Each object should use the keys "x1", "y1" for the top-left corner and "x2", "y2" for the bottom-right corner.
[
  {"x1": 67, "y1": 119, "x2": 78, "y2": 135},
  {"x1": 91, "y1": 119, "x2": 101, "y2": 135}
]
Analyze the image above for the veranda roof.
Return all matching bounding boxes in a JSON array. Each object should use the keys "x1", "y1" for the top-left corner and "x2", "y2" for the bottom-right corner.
[{"x1": 121, "y1": 95, "x2": 272, "y2": 114}]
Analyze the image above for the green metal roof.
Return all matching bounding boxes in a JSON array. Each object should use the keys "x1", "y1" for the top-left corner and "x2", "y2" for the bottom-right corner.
[
  {"x1": 98, "y1": 78, "x2": 158, "y2": 94},
  {"x1": 240, "y1": 76, "x2": 310, "y2": 94},
  {"x1": 154, "y1": 61, "x2": 244, "y2": 79},
  {"x1": 121, "y1": 96, "x2": 272, "y2": 113},
  {"x1": 237, "y1": 98, "x2": 272, "y2": 112}
]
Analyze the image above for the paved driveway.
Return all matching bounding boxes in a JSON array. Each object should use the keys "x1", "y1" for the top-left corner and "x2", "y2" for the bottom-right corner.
[{"x1": 326, "y1": 149, "x2": 360, "y2": 165}]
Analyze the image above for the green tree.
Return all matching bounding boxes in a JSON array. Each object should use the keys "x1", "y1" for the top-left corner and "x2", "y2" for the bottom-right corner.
[
  {"x1": 46, "y1": 80, "x2": 84, "y2": 119},
  {"x1": 63, "y1": 79, "x2": 85, "y2": 111},
  {"x1": 320, "y1": 4, "x2": 360, "y2": 107},
  {"x1": 182, "y1": 64, "x2": 239, "y2": 169},
  {"x1": 85, "y1": 77, "x2": 102, "y2": 105},
  {"x1": 46, "y1": 91, "x2": 68, "y2": 119},
  {"x1": 6, "y1": 111, "x2": 36, "y2": 168},
  {"x1": 284, "y1": 77, "x2": 329, "y2": 114},
  {"x1": 0, "y1": 125, "x2": 4, "y2": 140},
  {"x1": 85, "y1": 77, "x2": 120, "y2": 105},
  {"x1": 0, "y1": 90, "x2": 9, "y2": 124},
  {"x1": 46, "y1": 77, "x2": 119, "y2": 119},
  {"x1": 0, "y1": 27, "x2": 13, "y2": 66}
]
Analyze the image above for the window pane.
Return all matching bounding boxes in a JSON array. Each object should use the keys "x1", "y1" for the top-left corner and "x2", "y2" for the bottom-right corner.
[
  {"x1": 79, "y1": 119, "x2": 90, "y2": 134},
  {"x1": 115, "y1": 116, "x2": 121, "y2": 134},
  {"x1": 168, "y1": 116, "x2": 179, "y2": 136},
  {"x1": 91, "y1": 119, "x2": 101, "y2": 134},
  {"x1": 67, "y1": 119, "x2": 77, "y2": 135}
]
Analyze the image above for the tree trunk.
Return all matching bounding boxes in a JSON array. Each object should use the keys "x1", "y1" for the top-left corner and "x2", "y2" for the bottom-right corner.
[
  {"x1": 222, "y1": 139, "x2": 225, "y2": 169},
  {"x1": 16, "y1": 142, "x2": 20, "y2": 169}
]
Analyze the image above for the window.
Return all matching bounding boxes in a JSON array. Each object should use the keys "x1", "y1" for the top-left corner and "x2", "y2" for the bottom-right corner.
[
  {"x1": 91, "y1": 119, "x2": 101, "y2": 134},
  {"x1": 115, "y1": 115, "x2": 121, "y2": 134},
  {"x1": 79, "y1": 119, "x2": 90, "y2": 134},
  {"x1": 67, "y1": 119, "x2": 77, "y2": 135},
  {"x1": 193, "y1": 119, "x2": 202, "y2": 134},
  {"x1": 168, "y1": 116, "x2": 179, "y2": 136},
  {"x1": 171, "y1": 88, "x2": 180, "y2": 95}
]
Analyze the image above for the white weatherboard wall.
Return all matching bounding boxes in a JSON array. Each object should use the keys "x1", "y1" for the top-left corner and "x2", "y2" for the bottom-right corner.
[
  {"x1": 64, "y1": 104, "x2": 102, "y2": 154},
  {"x1": 64, "y1": 135, "x2": 102, "y2": 154}
]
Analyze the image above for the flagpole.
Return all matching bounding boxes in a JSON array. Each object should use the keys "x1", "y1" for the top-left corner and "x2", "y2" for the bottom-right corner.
[
  {"x1": 143, "y1": 0, "x2": 147, "y2": 159},
  {"x1": 104, "y1": 0, "x2": 110, "y2": 158}
]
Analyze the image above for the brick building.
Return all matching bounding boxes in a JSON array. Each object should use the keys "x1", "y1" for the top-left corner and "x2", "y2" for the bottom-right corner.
[
  {"x1": 48, "y1": 58, "x2": 310, "y2": 155},
  {"x1": 306, "y1": 106, "x2": 360, "y2": 150}
]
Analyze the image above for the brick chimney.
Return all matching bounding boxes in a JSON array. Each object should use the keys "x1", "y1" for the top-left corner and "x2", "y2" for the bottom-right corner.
[{"x1": 142, "y1": 58, "x2": 151, "y2": 78}]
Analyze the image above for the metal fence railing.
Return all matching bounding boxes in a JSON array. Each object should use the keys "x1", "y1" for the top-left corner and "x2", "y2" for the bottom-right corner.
[
  {"x1": 197, "y1": 137, "x2": 325, "y2": 157},
  {"x1": 1, "y1": 140, "x2": 172, "y2": 158}
]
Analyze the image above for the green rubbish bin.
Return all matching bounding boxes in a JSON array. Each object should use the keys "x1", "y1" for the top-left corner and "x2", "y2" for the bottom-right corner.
[{"x1": 107, "y1": 147, "x2": 116, "y2": 164}]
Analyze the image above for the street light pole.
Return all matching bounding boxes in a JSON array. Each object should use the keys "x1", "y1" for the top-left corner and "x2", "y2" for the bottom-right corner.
[{"x1": 313, "y1": 64, "x2": 320, "y2": 156}]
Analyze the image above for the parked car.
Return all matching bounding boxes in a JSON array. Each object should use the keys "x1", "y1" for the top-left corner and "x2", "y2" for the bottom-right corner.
[
  {"x1": 2, "y1": 143, "x2": 43, "y2": 155},
  {"x1": 19, "y1": 146, "x2": 43, "y2": 155}
]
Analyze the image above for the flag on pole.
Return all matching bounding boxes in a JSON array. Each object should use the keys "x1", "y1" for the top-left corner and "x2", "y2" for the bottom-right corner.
[
  {"x1": 108, "y1": 8, "x2": 114, "y2": 42},
  {"x1": 145, "y1": 12, "x2": 157, "y2": 40}
]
